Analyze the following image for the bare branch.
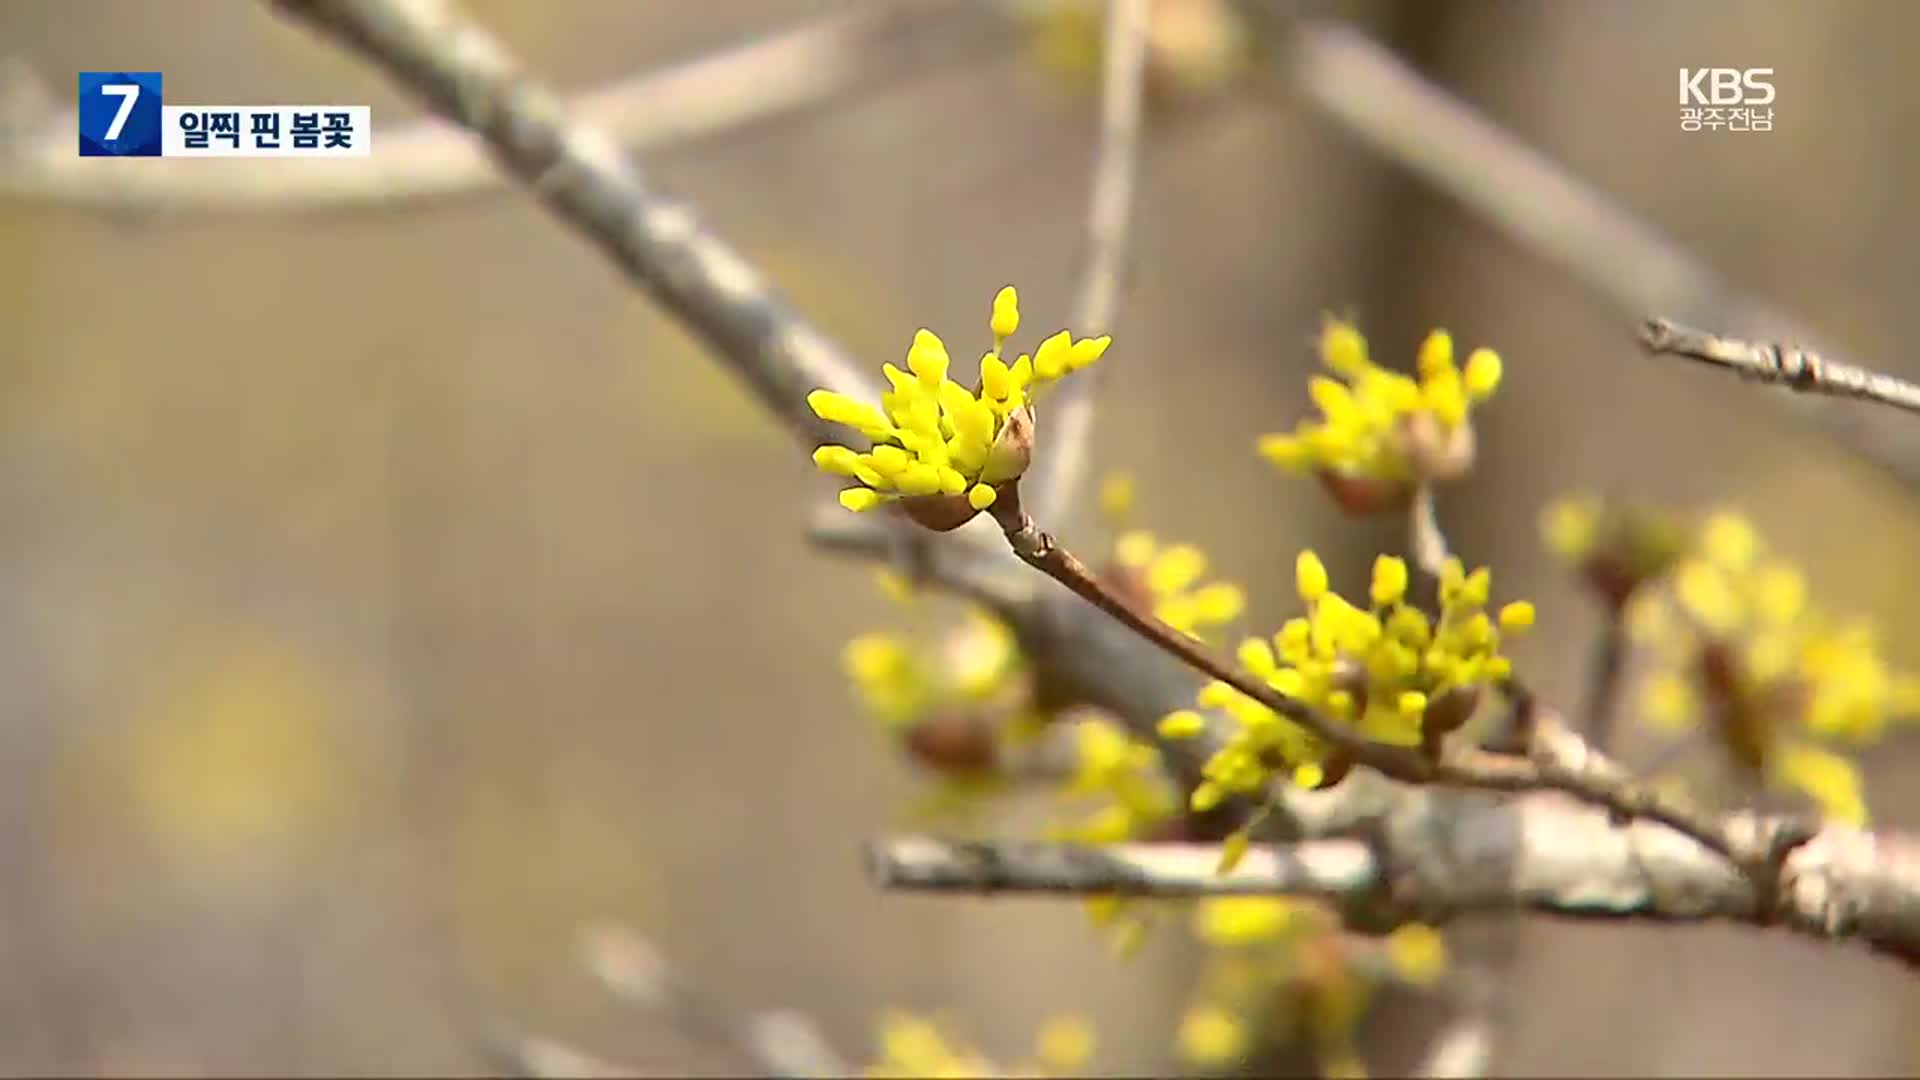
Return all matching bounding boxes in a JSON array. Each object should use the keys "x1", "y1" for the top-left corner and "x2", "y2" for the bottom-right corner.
[
  {"x1": 865, "y1": 798, "x2": 1920, "y2": 970},
  {"x1": 581, "y1": 926, "x2": 850, "y2": 1080},
  {"x1": 1024, "y1": 0, "x2": 1152, "y2": 525},
  {"x1": 1415, "y1": 1009, "x2": 1493, "y2": 1079},
  {"x1": 0, "y1": 2, "x2": 997, "y2": 213},
  {"x1": 1409, "y1": 484, "x2": 1452, "y2": 578},
  {"x1": 264, "y1": 0, "x2": 881, "y2": 447},
  {"x1": 472, "y1": 1026, "x2": 637, "y2": 1080},
  {"x1": 1641, "y1": 317, "x2": 1920, "y2": 418},
  {"x1": 1288, "y1": 20, "x2": 1920, "y2": 491},
  {"x1": 1580, "y1": 616, "x2": 1628, "y2": 751}
]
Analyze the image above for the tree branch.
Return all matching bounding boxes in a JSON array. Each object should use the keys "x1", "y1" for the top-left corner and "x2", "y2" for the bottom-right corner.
[
  {"x1": 1286, "y1": 19, "x2": 1920, "y2": 492},
  {"x1": 986, "y1": 482, "x2": 1767, "y2": 867},
  {"x1": 266, "y1": 0, "x2": 881, "y2": 448},
  {"x1": 580, "y1": 925, "x2": 849, "y2": 1080},
  {"x1": 1024, "y1": 0, "x2": 1152, "y2": 526},
  {"x1": 1641, "y1": 317, "x2": 1920, "y2": 418},
  {"x1": 0, "y1": 2, "x2": 997, "y2": 213},
  {"x1": 865, "y1": 801, "x2": 1920, "y2": 970}
]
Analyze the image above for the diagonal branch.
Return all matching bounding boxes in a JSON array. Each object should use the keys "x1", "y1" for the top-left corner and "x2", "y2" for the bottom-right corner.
[
  {"x1": 1641, "y1": 317, "x2": 1920, "y2": 418},
  {"x1": 0, "y1": 2, "x2": 998, "y2": 213},
  {"x1": 1287, "y1": 19, "x2": 1920, "y2": 492},
  {"x1": 985, "y1": 482, "x2": 1763, "y2": 866},
  {"x1": 265, "y1": 0, "x2": 880, "y2": 447},
  {"x1": 1024, "y1": 0, "x2": 1152, "y2": 525}
]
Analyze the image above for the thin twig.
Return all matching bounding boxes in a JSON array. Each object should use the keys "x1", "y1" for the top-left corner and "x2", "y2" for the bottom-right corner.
[
  {"x1": 986, "y1": 482, "x2": 1752, "y2": 863},
  {"x1": 1287, "y1": 20, "x2": 1920, "y2": 491},
  {"x1": 1581, "y1": 615, "x2": 1628, "y2": 751},
  {"x1": 1641, "y1": 317, "x2": 1920, "y2": 418},
  {"x1": 581, "y1": 926, "x2": 849, "y2": 1080},
  {"x1": 1025, "y1": 0, "x2": 1153, "y2": 525},
  {"x1": 265, "y1": 0, "x2": 881, "y2": 448},
  {"x1": 1409, "y1": 484, "x2": 1452, "y2": 578},
  {"x1": 0, "y1": 2, "x2": 997, "y2": 213}
]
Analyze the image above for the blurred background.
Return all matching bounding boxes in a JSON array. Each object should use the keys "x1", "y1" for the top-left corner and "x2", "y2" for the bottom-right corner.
[{"x1": 2, "y1": 0, "x2": 1919, "y2": 1074}]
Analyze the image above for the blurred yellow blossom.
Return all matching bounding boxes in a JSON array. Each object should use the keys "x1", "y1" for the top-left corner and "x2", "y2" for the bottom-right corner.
[
  {"x1": 1540, "y1": 494, "x2": 1691, "y2": 608},
  {"x1": 1178, "y1": 1003, "x2": 1250, "y2": 1067},
  {"x1": 1385, "y1": 922, "x2": 1448, "y2": 987},
  {"x1": 1626, "y1": 509, "x2": 1920, "y2": 824},
  {"x1": 1098, "y1": 470, "x2": 1248, "y2": 642},
  {"x1": 1259, "y1": 318, "x2": 1504, "y2": 512}
]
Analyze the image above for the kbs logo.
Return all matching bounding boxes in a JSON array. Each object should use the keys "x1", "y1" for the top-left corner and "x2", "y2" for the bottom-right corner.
[{"x1": 1678, "y1": 68, "x2": 1774, "y2": 133}]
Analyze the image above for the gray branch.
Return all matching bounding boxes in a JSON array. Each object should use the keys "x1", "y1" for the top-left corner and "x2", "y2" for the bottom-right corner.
[
  {"x1": 1025, "y1": 0, "x2": 1152, "y2": 525},
  {"x1": 868, "y1": 797, "x2": 1920, "y2": 969}
]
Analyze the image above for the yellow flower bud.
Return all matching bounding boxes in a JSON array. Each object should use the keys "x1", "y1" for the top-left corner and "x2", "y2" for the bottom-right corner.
[
  {"x1": 839, "y1": 487, "x2": 886, "y2": 512},
  {"x1": 1319, "y1": 317, "x2": 1369, "y2": 376},
  {"x1": 966, "y1": 483, "x2": 997, "y2": 511},
  {"x1": 1158, "y1": 710, "x2": 1208, "y2": 739},
  {"x1": 1464, "y1": 347, "x2": 1503, "y2": 400},
  {"x1": 1296, "y1": 550, "x2": 1330, "y2": 602},
  {"x1": 990, "y1": 285, "x2": 1020, "y2": 340},
  {"x1": 1370, "y1": 555, "x2": 1409, "y2": 607},
  {"x1": 1497, "y1": 601, "x2": 1536, "y2": 632}
]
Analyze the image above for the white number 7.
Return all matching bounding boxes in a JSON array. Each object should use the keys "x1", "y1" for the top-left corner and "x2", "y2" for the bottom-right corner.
[{"x1": 100, "y1": 83, "x2": 140, "y2": 141}]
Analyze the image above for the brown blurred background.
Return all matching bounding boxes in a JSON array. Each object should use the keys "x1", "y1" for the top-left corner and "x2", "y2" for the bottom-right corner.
[{"x1": 2, "y1": 0, "x2": 1919, "y2": 1074}]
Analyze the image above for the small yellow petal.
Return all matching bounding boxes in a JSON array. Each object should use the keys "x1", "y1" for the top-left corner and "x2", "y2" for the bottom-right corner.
[
  {"x1": 967, "y1": 483, "x2": 997, "y2": 511},
  {"x1": 812, "y1": 445, "x2": 862, "y2": 476},
  {"x1": 990, "y1": 285, "x2": 1020, "y2": 340},
  {"x1": 1320, "y1": 317, "x2": 1370, "y2": 376},
  {"x1": 1158, "y1": 710, "x2": 1207, "y2": 739},
  {"x1": 1463, "y1": 347, "x2": 1503, "y2": 400},
  {"x1": 1068, "y1": 335, "x2": 1112, "y2": 369},
  {"x1": 1216, "y1": 829, "x2": 1251, "y2": 873},
  {"x1": 1296, "y1": 550, "x2": 1330, "y2": 603},
  {"x1": 1417, "y1": 329, "x2": 1455, "y2": 379},
  {"x1": 1033, "y1": 330, "x2": 1073, "y2": 381},
  {"x1": 1497, "y1": 601, "x2": 1536, "y2": 632},
  {"x1": 840, "y1": 488, "x2": 886, "y2": 512},
  {"x1": 1370, "y1": 555, "x2": 1409, "y2": 607}
]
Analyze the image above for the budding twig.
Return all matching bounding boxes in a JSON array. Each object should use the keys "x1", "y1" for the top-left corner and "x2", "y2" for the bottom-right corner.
[
  {"x1": 988, "y1": 483, "x2": 1750, "y2": 863},
  {"x1": 581, "y1": 926, "x2": 850, "y2": 1080},
  {"x1": 1640, "y1": 317, "x2": 1920, "y2": 418},
  {"x1": 1025, "y1": 0, "x2": 1152, "y2": 525}
]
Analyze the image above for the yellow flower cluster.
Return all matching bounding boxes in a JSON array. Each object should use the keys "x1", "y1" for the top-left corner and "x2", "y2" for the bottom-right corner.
[
  {"x1": 1162, "y1": 550, "x2": 1534, "y2": 810},
  {"x1": 1628, "y1": 511, "x2": 1920, "y2": 824},
  {"x1": 810, "y1": 286, "x2": 1110, "y2": 520},
  {"x1": 1258, "y1": 318, "x2": 1503, "y2": 495},
  {"x1": 1541, "y1": 494, "x2": 1691, "y2": 607},
  {"x1": 1178, "y1": 898, "x2": 1442, "y2": 1073},
  {"x1": 844, "y1": 606, "x2": 1023, "y2": 732},
  {"x1": 865, "y1": 1011, "x2": 1095, "y2": 1078},
  {"x1": 1099, "y1": 471, "x2": 1248, "y2": 642}
]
